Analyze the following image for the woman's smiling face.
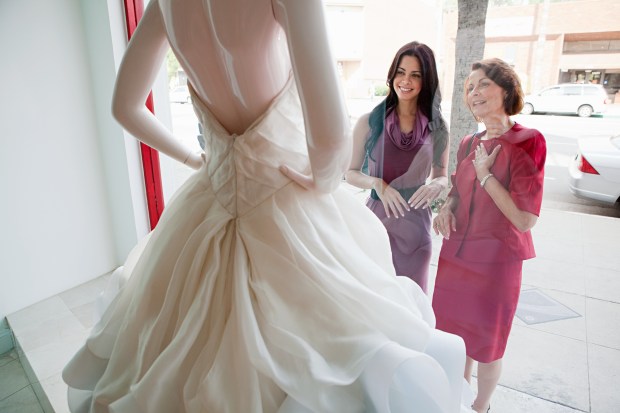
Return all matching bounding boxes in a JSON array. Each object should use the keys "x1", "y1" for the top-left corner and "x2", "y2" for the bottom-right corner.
[
  {"x1": 466, "y1": 69, "x2": 507, "y2": 120},
  {"x1": 393, "y1": 55, "x2": 423, "y2": 104}
]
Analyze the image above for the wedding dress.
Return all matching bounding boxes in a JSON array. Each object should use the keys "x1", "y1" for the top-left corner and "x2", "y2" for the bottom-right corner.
[{"x1": 63, "y1": 76, "x2": 471, "y2": 413}]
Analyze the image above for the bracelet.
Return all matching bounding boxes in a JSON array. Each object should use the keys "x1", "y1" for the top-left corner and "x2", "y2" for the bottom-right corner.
[{"x1": 480, "y1": 173, "x2": 493, "y2": 188}]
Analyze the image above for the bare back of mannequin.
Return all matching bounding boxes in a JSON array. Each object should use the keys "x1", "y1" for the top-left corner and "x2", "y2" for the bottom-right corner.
[
  {"x1": 112, "y1": 0, "x2": 350, "y2": 192},
  {"x1": 160, "y1": 0, "x2": 291, "y2": 135}
]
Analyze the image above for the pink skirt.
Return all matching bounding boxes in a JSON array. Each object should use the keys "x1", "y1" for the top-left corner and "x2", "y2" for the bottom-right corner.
[{"x1": 432, "y1": 254, "x2": 522, "y2": 363}]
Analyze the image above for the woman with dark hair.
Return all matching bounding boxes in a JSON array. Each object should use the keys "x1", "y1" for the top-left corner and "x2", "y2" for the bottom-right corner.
[
  {"x1": 432, "y1": 58, "x2": 547, "y2": 413},
  {"x1": 345, "y1": 41, "x2": 450, "y2": 293}
]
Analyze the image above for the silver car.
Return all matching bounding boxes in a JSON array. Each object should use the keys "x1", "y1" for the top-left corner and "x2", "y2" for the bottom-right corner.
[
  {"x1": 568, "y1": 133, "x2": 620, "y2": 205},
  {"x1": 522, "y1": 84, "x2": 610, "y2": 118}
]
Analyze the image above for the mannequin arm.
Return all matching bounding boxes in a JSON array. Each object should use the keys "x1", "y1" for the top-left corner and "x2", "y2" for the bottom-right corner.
[
  {"x1": 273, "y1": 0, "x2": 351, "y2": 192},
  {"x1": 111, "y1": 1, "x2": 203, "y2": 169},
  {"x1": 345, "y1": 113, "x2": 381, "y2": 190}
]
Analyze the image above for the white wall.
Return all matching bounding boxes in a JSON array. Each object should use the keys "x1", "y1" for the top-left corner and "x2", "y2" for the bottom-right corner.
[
  {"x1": 0, "y1": 0, "x2": 148, "y2": 320},
  {"x1": 80, "y1": 0, "x2": 151, "y2": 257}
]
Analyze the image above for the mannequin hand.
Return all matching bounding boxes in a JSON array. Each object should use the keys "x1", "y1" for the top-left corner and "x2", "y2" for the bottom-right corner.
[
  {"x1": 280, "y1": 164, "x2": 346, "y2": 193},
  {"x1": 374, "y1": 179, "x2": 409, "y2": 219},
  {"x1": 279, "y1": 165, "x2": 313, "y2": 190},
  {"x1": 433, "y1": 207, "x2": 456, "y2": 239},
  {"x1": 408, "y1": 180, "x2": 445, "y2": 210},
  {"x1": 185, "y1": 151, "x2": 205, "y2": 170},
  {"x1": 472, "y1": 143, "x2": 501, "y2": 179}
]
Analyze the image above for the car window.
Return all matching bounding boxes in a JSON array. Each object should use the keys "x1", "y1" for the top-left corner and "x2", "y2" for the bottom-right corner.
[
  {"x1": 540, "y1": 87, "x2": 561, "y2": 96},
  {"x1": 563, "y1": 86, "x2": 582, "y2": 95},
  {"x1": 583, "y1": 86, "x2": 601, "y2": 95}
]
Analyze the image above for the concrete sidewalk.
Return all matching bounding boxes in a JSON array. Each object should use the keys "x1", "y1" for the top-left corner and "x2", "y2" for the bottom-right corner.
[
  {"x1": 349, "y1": 185, "x2": 620, "y2": 412},
  {"x1": 481, "y1": 205, "x2": 620, "y2": 412},
  {"x1": 5, "y1": 187, "x2": 620, "y2": 412}
]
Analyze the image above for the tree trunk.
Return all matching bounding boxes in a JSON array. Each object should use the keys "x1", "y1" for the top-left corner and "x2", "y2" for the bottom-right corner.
[{"x1": 447, "y1": 0, "x2": 489, "y2": 180}]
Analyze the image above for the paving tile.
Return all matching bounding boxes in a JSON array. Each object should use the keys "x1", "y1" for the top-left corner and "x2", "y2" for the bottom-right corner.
[
  {"x1": 522, "y1": 258, "x2": 586, "y2": 296},
  {"x1": 58, "y1": 274, "x2": 110, "y2": 311},
  {"x1": 583, "y1": 242, "x2": 620, "y2": 273},
  {"x1": 580, "y1": 213, "x2": 620, "y2": 247},
  {"x1": 530, "y1": 236, "x2": 584, "y2": 266},
  {"x1": 0, "y1": 349, "x2": 18, "y2": 368},
  {"x1": 501, "y1": 324, "x2": 589, "y2": 412},
  {"x1": 516, "y1": 289, "x2": 581, "y2": 325},
  {"x1": 69, "y1": 301, "x2": 98, "y2": 330},
  {"x1": 20, "y1": 329, "x2": 87, "y2": 382},
  {"x1": 487, "y1": 383, "x2": 585, "y2": 412},
  {"x1": 0, "y1": 358, "x2": 30, "y2": 401},
  {"x1": 588, "y1": 343, "x2": 620, "y2": 413},
  {"x1": 7, "y1": 296, "x2": 87, "y2": 354},
  {"x1": 515, "y1": 289, "x2": 586, "y2": 342},
  {"x1": 15, "y1": 340, "x2": 38, "y2": 387},
  {"x1": 534, "y1": 209, "x2": 583, "y2": 245},
  {"x1": 7, "y1": 296, "x2": 72, "y2": 331},
  {"x1": 37, "y1": 374, "x2": 68, "y2": 413},
  {"x1": 532, "y1": 210, "x2": 585, "y2": 268},
  {"x1": 586, "y1": 298, "x2": 620, "y2": 350},
  {"x1": 585, "y1": 266, "x2": 620, "y2": 304},
  {"x1": 0, "y1": 329, "x2": 15, "y2": 356},
  {"x1": 0, "y1": 386, "x2": 44, "y2": 413}
]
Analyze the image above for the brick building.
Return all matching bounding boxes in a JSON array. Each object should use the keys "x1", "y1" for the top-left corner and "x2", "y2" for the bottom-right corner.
[
  {"x1": 441, "y1": 0, "x2": 620, "y2": 102},
  {"x1": 324, "y1": 0, "x2": 620, "y2": 103}
]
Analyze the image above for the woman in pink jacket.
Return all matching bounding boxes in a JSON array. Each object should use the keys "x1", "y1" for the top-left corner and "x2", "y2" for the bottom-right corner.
[{"x1": 432, "y1": 58, "x2": 546, "y2": 413}]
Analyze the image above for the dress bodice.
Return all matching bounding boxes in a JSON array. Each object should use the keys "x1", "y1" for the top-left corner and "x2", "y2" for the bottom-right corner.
[
  {"x1": 367, "y1": 112, "x2": 433, "y2": 190},
  {"x1": 188, "y1": 76, "x2": 309, "y2": 217}
]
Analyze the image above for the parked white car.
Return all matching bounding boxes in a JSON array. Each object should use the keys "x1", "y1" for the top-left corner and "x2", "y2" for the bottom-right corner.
[
  {"x1": 568, "y1": 133, "x2": 620, "y2": 205},
  {"x1": 522, "y1": 83, "x2": 610, "y2": 117},
  {"x1": 169, "y1": 85, "x2": 192, "y2": 104}
]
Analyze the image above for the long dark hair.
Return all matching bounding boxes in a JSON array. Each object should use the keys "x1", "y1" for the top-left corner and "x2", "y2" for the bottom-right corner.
[{"x1": 365, "y1": 41, "x2": 448, "y2": 167}]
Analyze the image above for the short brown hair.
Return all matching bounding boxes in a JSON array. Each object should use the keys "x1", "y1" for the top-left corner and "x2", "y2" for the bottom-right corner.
[{"x1": 465, "y1": 58, "x2": 524, "y2": 115}]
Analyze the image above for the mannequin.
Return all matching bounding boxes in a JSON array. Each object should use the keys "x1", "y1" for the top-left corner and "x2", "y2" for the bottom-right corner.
[
  {"x1": 63, "y1": 1, "x2": 472, "y2": 412},
  {"x1": 112, "y1": 0, "x2": 349, "y2": 191}
]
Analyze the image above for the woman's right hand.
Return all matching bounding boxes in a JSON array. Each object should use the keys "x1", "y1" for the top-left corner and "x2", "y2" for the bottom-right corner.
[
  {"x1": 433, "y1": 204, "x2": 456, "y2": 239},
  {"x1": 373, "y1": 179, "x2": 410, "y2": 219}
]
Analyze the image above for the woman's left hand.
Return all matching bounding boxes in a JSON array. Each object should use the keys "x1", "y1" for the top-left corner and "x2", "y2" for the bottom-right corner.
[
  {"x1": 408, "y1": 180, "x2": 445, "y2": 209},
  {"x1": 472, "y1": 143, "x2": 501, "y2": 179}
]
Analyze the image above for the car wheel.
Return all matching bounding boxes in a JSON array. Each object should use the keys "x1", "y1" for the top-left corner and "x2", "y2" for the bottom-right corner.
[
  {"x1": 578, "y1": 105, "x2": 593, "y2": 117},
  {"x1": 521, "y1": 103, "x2": 534, "y2": 115}
]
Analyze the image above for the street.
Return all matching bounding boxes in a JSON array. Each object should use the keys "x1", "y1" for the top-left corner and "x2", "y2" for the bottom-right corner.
[
  {"x1": 168, "y1": 100, "x2": 620, "y2": 218},
  {"x1": 513, "y1": 111, "x2": 620, "y2": 218}
]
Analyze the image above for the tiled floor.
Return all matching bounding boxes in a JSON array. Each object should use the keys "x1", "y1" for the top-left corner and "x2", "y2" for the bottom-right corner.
[
  {"x1": 4, "y1": 273, "x2": 112, "y2": 413},
  {"x1": 3, "y1": 194, "x2": 620, "y2": 412},
  {"x1": 0, "y1": 349, "x2": 44, "y2": 413}
]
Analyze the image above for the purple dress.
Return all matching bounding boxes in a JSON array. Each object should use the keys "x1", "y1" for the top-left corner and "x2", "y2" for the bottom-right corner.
[{"x1": 366, "y1": 108, "x2": 433, "y2": 292}]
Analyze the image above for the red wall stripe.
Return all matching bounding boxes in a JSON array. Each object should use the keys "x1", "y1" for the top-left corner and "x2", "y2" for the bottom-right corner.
[{"x1": 123, "y1": 0, "x2": 164, "y2": 229}]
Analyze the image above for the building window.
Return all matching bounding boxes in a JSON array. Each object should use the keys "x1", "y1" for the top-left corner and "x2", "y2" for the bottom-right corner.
[{"x1": 563, "y1": 40, "x2": 620, "y2": 53}]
